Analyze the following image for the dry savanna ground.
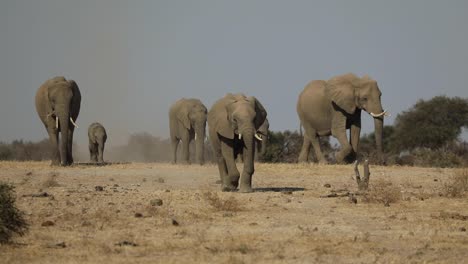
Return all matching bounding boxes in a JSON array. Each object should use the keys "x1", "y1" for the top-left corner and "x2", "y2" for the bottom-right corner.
[{"x1": 1, "y1": 161, "x2": 468, "y2": 263}]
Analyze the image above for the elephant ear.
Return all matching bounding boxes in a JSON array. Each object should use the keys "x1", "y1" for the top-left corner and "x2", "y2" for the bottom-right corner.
[
  {"x1": 210, "y1": 97, "x2": 236, "y2": 139},
  {"x1": 177, "y1": 104, "x2": 191, "y2": 130},
  {"x1": 327, "y1": 79, "x2": 356, "y2": 115},
  {"x1": 247, "y1": 96, "x2": 267, "y2": 129},
  {"x1": 68, "y1": 80, "x2": 81, "y2": 120}
]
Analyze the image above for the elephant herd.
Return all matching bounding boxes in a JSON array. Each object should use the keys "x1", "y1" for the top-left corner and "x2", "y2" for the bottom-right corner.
[{"x1": 35, "y1": 73, "x2": 387, "y2": 192}]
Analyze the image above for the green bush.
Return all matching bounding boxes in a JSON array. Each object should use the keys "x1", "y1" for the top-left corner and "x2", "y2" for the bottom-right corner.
[
  {"x1": 0, "y1": 183, "x2": 28, "y2": 243},
  {"x1": 392, "y1": 96, "x2": 468, "y2": 151}
]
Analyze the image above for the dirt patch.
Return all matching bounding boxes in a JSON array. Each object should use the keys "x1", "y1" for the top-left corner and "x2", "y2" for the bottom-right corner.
[{"x1": 0, "y1": 162, "x2": 467, "y2": 263}]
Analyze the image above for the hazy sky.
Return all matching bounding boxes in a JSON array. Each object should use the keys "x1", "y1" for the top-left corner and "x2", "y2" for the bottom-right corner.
[{"x1": 1, "y1": 0, "x2": 468, "y2": 146}]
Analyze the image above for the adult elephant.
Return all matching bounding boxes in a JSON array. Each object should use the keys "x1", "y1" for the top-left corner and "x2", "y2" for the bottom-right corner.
[
  {"x1": 297, "y1": 73, "x2": 388, "y2": 164},
  {"x1": 208, "y1": 93, "x2": 267, "y2": 192},
  {"x1": 169, "y1": 98, "x2": 207, "y2": 165},
  {"x1": 35, "y1": 76, "x2": 81, "y2": 166},
  {"x1": 88, "y1": 122, "x2": 107, "y2": 163}
]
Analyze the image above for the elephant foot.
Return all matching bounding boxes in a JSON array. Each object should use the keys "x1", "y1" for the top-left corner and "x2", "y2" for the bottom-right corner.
[
  {"x1": 297, "y1": 154, "x2": 308, "y2": 163},
  {"x1": 239, "y1": 185, "x2": 253, "y2": 193},
  {"x1": 335, "y1": 152, "x2": 347, "y2": 164},
  {"x1": 221, "y1": 185, "x2": 237, "y2": 192},
  {"x1": 222, "y1": 178, "x2": 239, "y2": 192}
]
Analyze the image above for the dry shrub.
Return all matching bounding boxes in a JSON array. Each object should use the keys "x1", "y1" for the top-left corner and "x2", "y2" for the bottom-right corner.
[
  {"x1": 0, "y1": 183, "x2": 28, "y2": 243},
  {"x1": 442, "y1": 168, "x2": 468, "y2": 198},
  {"x1": 362, "y1": 179, "x2": 402, "y2": 206},
  {"x1": 203, "y1": 192, "x2": 243, "y2": 212}
]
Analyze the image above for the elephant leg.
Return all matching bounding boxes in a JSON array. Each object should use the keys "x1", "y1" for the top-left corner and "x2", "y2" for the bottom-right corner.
[
  {"x1": 221, "y1": 140, "x2": 240, "y2": 191},
  {"x1": 239, "y1": 146, "x2": 255, "y2": 193},
  {"x1": 333, "y1": 128, "x2": 353, "y2": 164},
  {"x1": 89, "y1": 140, "x2": 97, "y2": 162},
  {"x1": 66, "y1": 127, "x2": 75, "y2": 165},
  {"x1": 98, "y1": 142, "x2": 104, "y2": 163},
  {"x1": 213, "y1": 141, "x2": 228, "y2": 186},
  {"x1": 301, "y1": 122, "x2": 327, "y2": 164},
  {"x1": 47, "y1": 126, "x2": 60, "y2": 166},
  {"x1": 181, "y1": 133, "x2": 191, "y2": 164},
  {"x1": 171, "y1": 138, "x2": 179, "y2": 164},
  {"x1": 298, "y1": 136, "x2": 311, "y2": 163},
  {"x1": 310, "y1": 135, "x2": 328, "y2": 164},
  {"x1": 349, "y1": 122, "x2": 361, "y2": 162}
]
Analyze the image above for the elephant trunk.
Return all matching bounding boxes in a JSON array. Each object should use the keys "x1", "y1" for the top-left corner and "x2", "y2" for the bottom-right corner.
[
  {"x1": 57, "y1": 107, "x2": 70, "y2": 166},
  {"x1": 195, "y1": 125, "x2": 205, "y2": 165},
  {"x1": 373, "y1": 116, "x2": 384, "y2": 164},
  {"x1": 259, "y1": 140, "x2": 266, "y2": 158},
  {"x1": 240, "y1": 127, "x2": 255, "y2": 192}
]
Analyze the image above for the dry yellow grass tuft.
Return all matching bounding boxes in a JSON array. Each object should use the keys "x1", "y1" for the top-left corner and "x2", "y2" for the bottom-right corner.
[
  {"x1": 442, "y1": 168, "x2": 468, "y2": 198},
  {"x1": 41, "y1": 172, "x2": 60, "y2": 188},
  {"x1": 203, "y1": 191, "x2": 243, "y2": 212},
  {"x1": 362, "y1": 178, "x2": 402, "y2": 206}
]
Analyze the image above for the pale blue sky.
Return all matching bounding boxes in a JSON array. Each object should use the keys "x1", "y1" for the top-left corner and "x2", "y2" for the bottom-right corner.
[{"x1": 1, "y1": 1, "x2": 467, "y2": 146}]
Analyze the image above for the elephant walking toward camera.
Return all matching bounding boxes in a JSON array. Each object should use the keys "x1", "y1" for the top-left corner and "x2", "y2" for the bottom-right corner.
[
  {"x1": 169, "y1": 98, "x2": 207, "y2": 165},
  {"x1": 208, "y1": 93, "x2": 267, "y2": 192},
  {"x1": 88, "y1": 122, "x2": 107, "y2": 163},
  {"x1": 297, "y1": 73, "x2": 388, "y2": 164},
  {"x1": 35, "y1": 76, "x2": 81, "y2": 166}
]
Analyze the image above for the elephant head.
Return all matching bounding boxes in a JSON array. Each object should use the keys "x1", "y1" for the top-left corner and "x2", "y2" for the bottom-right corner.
[
  {"x1": 215, "y1": 94, "x2": 267, "y2": 142},
  {"x1": 176, "y1": 99, "x2": 207, "y2": 164},
  {"x1": 328, "y1": 73, "x2": 387, "y2": 161}
]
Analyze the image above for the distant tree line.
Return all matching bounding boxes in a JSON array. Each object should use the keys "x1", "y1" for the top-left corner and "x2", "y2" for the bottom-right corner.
[{"x1": 0, "y1": 96, "x2": 466, "y2": 167}]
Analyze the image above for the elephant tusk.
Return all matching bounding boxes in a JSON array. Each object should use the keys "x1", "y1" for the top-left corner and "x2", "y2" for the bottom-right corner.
[
  {"x1": 370, "y1": 110, "x2": 390, "y2": 118},
  {"x1": 55, "y1": 117, "x2": 59, "y2": 129},
  {"x1": 70, "y1": 117, "x2": 79, "y2": 128},
  {"x1": 238, "y1": 134, "x2": 242, "y2": 140},
  {"x1": 254, "y1": 133, "x2": 263, "y2": 141},
  {"x1": 195, "y1": 133, "x2": 197, "y2": 140}
]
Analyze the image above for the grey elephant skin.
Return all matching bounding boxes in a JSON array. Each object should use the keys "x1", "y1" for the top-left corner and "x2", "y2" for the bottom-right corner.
[
  {"x1": 237, "y1": 117, "x2": 269, "y2": 162},
  {"x1": 297, "y1": 73, "x2": 387, "y2": 164},
  {"x1": 256, "y1": 118, "x2": 269, "y2": 160},
  {"x1": 169, "y1": 98, "x2": 207, "y2": 165},
  {"x1": 88, "y1": 122, "x2": 107, "y2": 163},
  {"x1": 35, "y1": 76, "x2": 81, "y2": 166},
  {"x1": 208, "y1": 93, "x2": 267, "y2": 193}
]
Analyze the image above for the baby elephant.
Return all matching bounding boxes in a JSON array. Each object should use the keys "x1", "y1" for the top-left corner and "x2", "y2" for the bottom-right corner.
[{"x1": 88, "y1": 122, "x2": 107, "y2": 163}]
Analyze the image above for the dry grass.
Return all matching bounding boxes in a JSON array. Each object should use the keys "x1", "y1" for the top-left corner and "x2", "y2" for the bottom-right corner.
[
  {"x1": 1, "y1": 162, "x2": 468, "y2": 263},
  {"x1": 362, "y1": 178, "x2": 402, "y2": 206},
  {"x1": 442, "y1": 168, "x2": 468, "y2": 198},
  {"x1": 42, "y1": 172, "x2": 60, "y2": 188},
  {"x1": 203, "y1": 191, "x2": 243, "y2": 212}
]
